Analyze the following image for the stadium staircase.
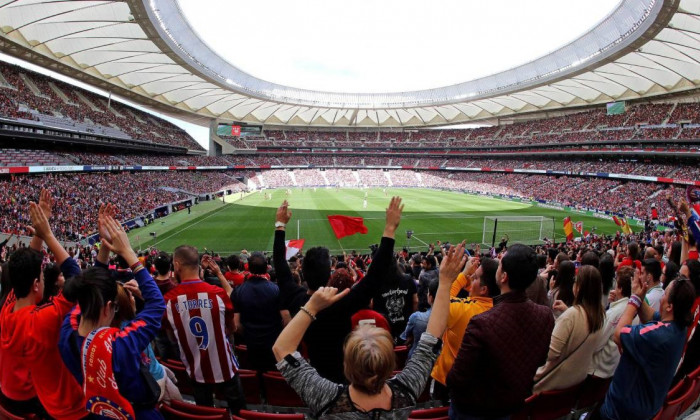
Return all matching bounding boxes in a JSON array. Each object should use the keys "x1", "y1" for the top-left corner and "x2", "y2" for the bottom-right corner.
[
  {"x1": 384, "y1": 172, "x2": 393, "y2": 186},
  {"x1": 74, "y1": 91, "x2": 103, "y2": 113},
  {"x1": 18, "y1": 73, "x2": 47, "y2": 98},
  {"x1": 47, "y1": 82, "x2": 76, "y2": 106}
]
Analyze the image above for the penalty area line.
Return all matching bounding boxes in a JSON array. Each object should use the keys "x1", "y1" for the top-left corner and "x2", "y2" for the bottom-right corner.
[{"x1": 152, "y1": 203, "x2": 233, "y2": 247}]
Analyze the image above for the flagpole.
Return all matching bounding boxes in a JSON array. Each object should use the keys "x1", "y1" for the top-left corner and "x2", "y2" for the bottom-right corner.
[
  {"x1": 297, "y1": 219, "x2": 300, "y2": 240},
  {"x1": 336, "y1": 238, "x2": 345, "y2": 254}
]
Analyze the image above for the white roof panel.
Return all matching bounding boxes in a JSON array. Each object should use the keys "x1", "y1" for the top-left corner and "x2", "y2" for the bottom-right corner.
[{"x1": 0, "y1": 0, "x2": 699, "y2": 127}]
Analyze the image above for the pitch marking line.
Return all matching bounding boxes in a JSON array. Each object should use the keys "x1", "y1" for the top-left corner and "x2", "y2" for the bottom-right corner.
[{"x1": 152, "y1": 203, "x2": 233, "y2": 247}]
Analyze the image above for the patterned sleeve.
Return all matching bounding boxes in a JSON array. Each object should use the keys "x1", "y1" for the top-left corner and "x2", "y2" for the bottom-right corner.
[
  {"x1": 394, "y1": 332, "x2": 439, "y2": 399},
  {"x1": 276, "y1": 351, "x2": 342, "y2": 415}
]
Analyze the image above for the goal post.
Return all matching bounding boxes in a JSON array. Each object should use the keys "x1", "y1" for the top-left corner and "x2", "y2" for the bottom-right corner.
[{"x1": 482, "y1": 216, "x2": 555, "y2": 247}]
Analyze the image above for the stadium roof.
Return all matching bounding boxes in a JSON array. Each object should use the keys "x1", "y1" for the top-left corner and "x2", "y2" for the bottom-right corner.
[{"x1": 0, "y1": 0, "x2": 699, "y2": 127}]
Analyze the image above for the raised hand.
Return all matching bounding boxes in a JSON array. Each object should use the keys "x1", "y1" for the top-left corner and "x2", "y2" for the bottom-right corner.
[
  {"x1": 123, "y1": 279, "x2": 143, "y2": 300},
  {"x1": 463, "y1": 255, "x2": 480, "y2": 276},
  {"x1": 38, "y1": 188, "x2": 53, "y2": 220},
  {"x1": 98, "y1": 203, "x2": 118, "y2": 241},
  {"x1": 28, "y1": 201, "x2": 54, "y2": 241},
  {"x1": 632, "y1": 267, "x2": 649, "y2": 299},
  {"x1": 552, "y1": 299, "x2": 568, "y2": 313},
  {"x1": 276, "y1": 200, "x2": 292, "y2": 225},
  {"x1": 100, "y1": 215, "x2": 136, "y2": 262},
  {"x1": 440, "y1": 241, "x2": 467, "y2": 285},
  {"x1": 305, "y1": 286, "x2": 351, "y2": 315},
  {"x1": 384, "y1": 196, "x2": 404, "y2": 234}
]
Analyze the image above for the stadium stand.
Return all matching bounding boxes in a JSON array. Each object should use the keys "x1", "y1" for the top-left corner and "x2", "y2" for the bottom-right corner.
[
  {"x1": 1, "y1": 61, "x2": 700, "y2": 420},
  {"x1": 0, "y1": 61, "x2": 203, "y2": 151}
]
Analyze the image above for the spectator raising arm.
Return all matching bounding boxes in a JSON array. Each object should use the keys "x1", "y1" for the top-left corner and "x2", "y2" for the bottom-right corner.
[
  {"x1": 614, "y1": 267, "x2": 655, "y2": 348},
  {"x1": 334, "y1": 196, "x2": 403, "y2": 312},
  {"x1": 29, "y1": 189, "x2": 51, "y2": 252},
  {"x1": 95, "y1": 203, "x2": 117, "y2": 266},
  {"x1": 29, "y1": 197, "x2": 77, "y2": 278},
  {"x1": 429, "y1": 243, "x2": 466, "y2": 338},
  {"x1": 273, "y1": 200, "x2": 307, "y2": 309}
]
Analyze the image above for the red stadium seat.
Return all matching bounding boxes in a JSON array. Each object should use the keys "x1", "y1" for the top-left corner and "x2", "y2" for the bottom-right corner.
[
  {"x1": 161, "y1": 358, "x2": 195, "y2": 396},
  {"x1": 680, "y1": 378, "x2": 700, "y2": 415},
  {"x1": 576, "y1": 375, "x2": 612, "y2": 410},
  {"x1": 168, "y1": 400, "x2": 229, "y2": 416},
  {"x1": 0, "y1": 402, "x2": 35, "y2": 420},
  {"x1": 394, "y1": 346, "x2": 408, "y2": 370},
  {"x1": 408, "y1": 406, "x2": 448, "y2": 419},
  {"x1": 653, "y1": 378, "x2": 696, "y2": 420},
  {"x1": 160, "y1": 403, "x2": 228, "y2": 420},
  {"x1": 262, "y1": 371, "x2": 305, "y2": 407},
  {"x1": 233, "y1": 410, "x2": 304, "y2": 420},
  {"x1": 513, "y1": 382, "x2": 583, "y2": 420},
  {"x1": 235, "y1": 345, "x2": 251, "y2": 370},
  {"x1": 238, "y1": 369, "x2": 263, "y2": 405}
]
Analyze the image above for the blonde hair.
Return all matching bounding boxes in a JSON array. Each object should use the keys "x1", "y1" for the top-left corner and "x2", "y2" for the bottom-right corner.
[{"x1": 343, "y1": 325, "x2": 395, "y2": 395}]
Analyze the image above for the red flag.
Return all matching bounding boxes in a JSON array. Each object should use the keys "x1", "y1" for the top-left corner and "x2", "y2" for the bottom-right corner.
[
  {"x1": 574, "y1": 221, "x2": 583, "y2": 234},
  {"x1": 612, "y1": 216, "x2": 622, "y2": 227},
  {"x1": 285, "y1": 239, "x2": 305, "y2": 260},
  {"x1": 327, "y1": 215, "x2": 368, "y2": 239},
  {"x1": 231, "y1": 125, "x2": 242, "y2": 136},
  {"x1": 651, "y1": 204, "x2": 658, "y2": 221}
]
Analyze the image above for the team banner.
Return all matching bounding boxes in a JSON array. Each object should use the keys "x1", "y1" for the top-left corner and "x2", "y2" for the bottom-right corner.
[{"x1": 574, "y1": 221, "x2": 583, "y2": 235}]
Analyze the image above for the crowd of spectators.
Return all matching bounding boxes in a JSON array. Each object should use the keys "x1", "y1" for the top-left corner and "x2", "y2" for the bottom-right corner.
[
  {"x1": 0, "y1": 61, "x2": 202, "y2": 151},
  {"x1": 211, "y1": 103, "x2": 700, "y2": 151},
  {"x1": 0, "y1": 172, "x2": 244, "y2": 241},
  {"x1": 1, "y1": 188, "x2": 696, "y2": 419}
]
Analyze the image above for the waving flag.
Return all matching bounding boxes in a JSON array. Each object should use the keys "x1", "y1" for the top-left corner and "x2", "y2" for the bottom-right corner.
[
  {"x1": 563, "y1": 217, "x2": 574, "y2": 241},
  {"x1": 651, "y1": 204, "x2": 659, "y2": 222},
  {"x1": 620, "y1": 217, "x2": 633, "y2": 234},
  {"x1": 327, "y1": 215, "x2": 368, "y2": 239},
  {"x1": 285, "y1": 239, "x2": 305, "y2": 260},
  {"x1": 612, "y1": 215, "x2": 622, "y2": 227},
  {"x1": 574, "y1": 221, "x2": 583, "y2": 235}
]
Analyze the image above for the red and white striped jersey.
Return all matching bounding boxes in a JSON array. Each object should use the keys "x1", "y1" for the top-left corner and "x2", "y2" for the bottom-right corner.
[{"x1": 163, "y1": 280, "x2": 238, "y2": 384}]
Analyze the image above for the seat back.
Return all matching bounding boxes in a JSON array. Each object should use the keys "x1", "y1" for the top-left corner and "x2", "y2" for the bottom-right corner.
[
  {"x1": 238, "y1": 369, "x2": 263, "y2": 405},
  {"x1": 169, "y1": 400, "x2": 229, "y2": 416},
  {"x1": 408, "y1": 406, "x2": 449, "y2": 419},
  {"x1": 394, "y1": 346, "x2": 408, "y2": 370},
  {"x1": 679, "y1": 378, "x2": 699, "y2": 414},
  {"x1": 235, "y1": 345, "x2": 251, "y2": 370},
  {"x1": 234, "y1": 409, "x2": 304, "y2": 420},
  {"x1": 0, "y1": 403, "x2": 34, "y2": 420},
  {"x1": 161, "y1": 358, "x2": 195, "y2": 396},
  {"x1": 522, "y1": 383, "x2": 583, "y2": 420},
  {"x1": 653, "y1": 378, "x2": 696, "y2": 420},
  {"x1": 160, "y1": 403, "x2": 228, "y2": 420},
  {"x1": 576, "y1": 375, "x2": 612, "y2": 409},
  {"x1": 262, "y1": 372, "x2": 305, "y2": 407}
]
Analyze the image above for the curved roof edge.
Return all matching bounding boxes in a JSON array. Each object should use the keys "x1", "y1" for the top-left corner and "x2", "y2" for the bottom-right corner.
[
  {"x1": 144, "y1": 0, "x2": 667, "y2": 109},
  {"x1": 3, "y1": 0, "x2": 699, "y2": 128}
]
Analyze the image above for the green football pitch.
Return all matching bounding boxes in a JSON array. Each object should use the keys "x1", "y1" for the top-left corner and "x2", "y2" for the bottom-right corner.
[{"x1": 127, "y1": 188, "x2": 621, "y2": 255}]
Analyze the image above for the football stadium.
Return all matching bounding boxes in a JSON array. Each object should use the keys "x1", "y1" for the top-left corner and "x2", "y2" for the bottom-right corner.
[{"x1": 0, "y1": 0, "x2": 699, "y2": 418}]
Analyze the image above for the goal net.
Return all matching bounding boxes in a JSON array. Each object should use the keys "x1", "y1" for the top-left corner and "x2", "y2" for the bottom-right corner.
[{"x1": 481, "y1": 216, "x2": 555, "y2": 247}]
